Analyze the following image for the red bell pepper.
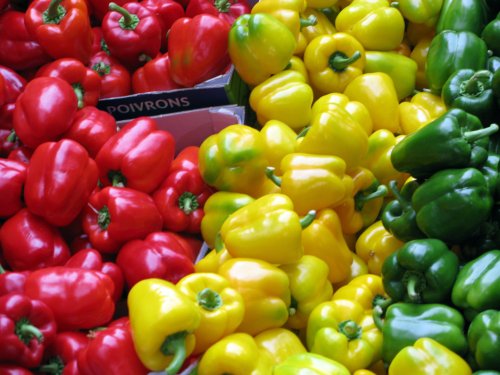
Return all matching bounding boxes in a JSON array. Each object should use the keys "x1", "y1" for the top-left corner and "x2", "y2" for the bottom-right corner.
[
  {"x1": 89, "y1": 51, "x2": 131, "y2": 99},
  {"x1": 0, "y1": 365, "x2": 34, "y2": 375},
  {"x1": 0, "y1": 209, "x2": 71, "y2": 271},
  {"x1": 153, "y1": 146, "x2": 213, "y2": 233},
  {"x1": 101, "y1": 2, "x2": 162, "y2": 70},
  {"x1": 25, "y1": 0, "x2": 93, "y2": 64},
  {"x1": 24, "y1": 139, "x2": 98, "y2": 227},
  {"x1": 0, "y1": 159, "x2": 26, "y2": 219},
  {"x1": 35, "y1": 58, "x2": 102, "y2": 109},
  {"x1": 0, "y1": 0, "x2": 8, "y2": 10},
  {"x1": 0, "y1": 66, "x2": 26, "y2": 131},
  {"x1": 8, "y1": 146, "x2": 33, "y2": 164},
  {"x1": 0, "y1": 293, "x2": 57, "y2": 368},
  {"x1": 0, "y1": 264, "x2": 28, "y2": 296},
  {"x1": 82, "y1": 186, "x2": 163, "y2": 254},
  {"x1": 141, "y1": 0, "x2": 185, "y2": 50},
  {"x1": 65, "y1": 248, "x2": 124, "y2": 302},
  {"x1": 168, "y1": 14, "x2": 230, "y2": 87},
  {"x1": 38, "y1": 331, "x2": 89, "y2": 375},
  {"x1": 86, "y1": 0, "x2": 129, "y2": 22},
  {"x1": 77, "y1": 318, "x2": 149, "y2": 375},
  {"x1": 24, "y1": 267, "x2": 115, "y2": 331},
  {"x1": 131, "y1": 52, "x2": 181, "y2": 93},
  {"x1": 95, "y1": 117, "x2": 175, "y2": 193},
  {"x1": 69, "y1": 234, "x2": 93, "y2": 253},
  {"x1": 186, "y1": 0, "x2": 250, "y2": 25},
  {"x1": 62, "y1": 106, "x2": 117, "y2": 158},
  {"x1": 13, "y1": 77, "x2": 78, "y2": 149},
  {"x1": 0, "y1": 10, "x2": 51, "y2": 72},
  {"x1": 115, "y1": 231, "x2": 195, "y2": 288},
  {"x1": 147, "y1": 231, "x2": 202, "y2": 262}
]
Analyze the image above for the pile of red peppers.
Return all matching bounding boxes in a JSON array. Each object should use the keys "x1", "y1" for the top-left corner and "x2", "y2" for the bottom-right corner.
[{"x1": 0, "y1": 0, "x2": 250, "y2": 372}]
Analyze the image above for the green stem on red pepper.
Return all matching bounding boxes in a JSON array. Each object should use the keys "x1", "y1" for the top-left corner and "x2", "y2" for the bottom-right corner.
[
  {"x1": 16, "y1": 317, "x2": 44, "y2": 344},
  {"x1": 109, "y1": 2, "x2": 139, "y2": 30},
  {"x1": 178, "y1": 192, "x2": 199, "y2": 215},
  {"x1": 43, "y1": 0, "x2": 66, "y2": 24}
]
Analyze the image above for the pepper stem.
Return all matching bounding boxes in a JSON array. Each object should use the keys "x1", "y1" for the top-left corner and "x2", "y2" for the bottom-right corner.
[
  {"x1": 329, "y1": 51, "x2": 361, "y2": 72},
  {"x1": 109, "y1": 2, "x2": 140, "y2": 30},
  {"x1": 355, "y1": 184, "x2": 388, "y2": 211},
  {"x1": 6, "y1": 130, "x2": 18, "y2": 143},
  {"x1": 300, "y1": 15, "x2": 317, "y2": 28},
  {"x1": 372, "y1": 305, "x2": 385, "y2": 331},
  {"x1": 300, "y1": 210, "x2": 316, "y2": 229},
  {"x1": 405, "y1": 273, "x2": 421, "y2": 302},
  {"x1": 265, "y1": 166, "x2": 282, "y2": 187},
  {"x1": 43, "y1": 0, "x2": 66, "y2": 24},
  {"x1": 197, "y1": 288, "x2": 222, "y2": 311},
  {"x1": 296, "y1": 126, "x2": 310, "y2": 139},
  {"x1": 388, "y1": 180, "x2": 411, "y2": 210},
  {"x1": 92, "y1": 62, "x2": 111, "y2": 77},
  {"x1": 16, "y1": 318, "x2": 44, "y2": 345},
  {"x1": 178, "y1": 192, "x2": 200, "y2": 215},
  {"x1": 161, "y1": 331, "x2": 189, "y2": 375},
  {"x1": 214, "y1": 0, "x2": 231, "y2": 12},
  {"x1": 98, "y1": 206, "x2": 111, "y2": 230},
  {"x1": 338, "y1": 320, "x2": 362, "y2": 340},
  {"x1": 372, "y1": 294, "x2": 393, "y2": 311},
  {"x1": 460, "y1": 70, "x2": 492, "y2": 97},
  {"x1": 0, "y1": 264, "x2": 5, "y2": 273},
  {"x1": 464, "y1": 123, "x2": 499, "y2": 143},
  {"x1": 109, "y1": 170, "x2": 127, "y2": 187},
  {"x1": 72, "y1": 83, "x2": 85, "y2": 109},
  {"x1": 37, "y1": 357, "x2": 64, "y2": 374}
]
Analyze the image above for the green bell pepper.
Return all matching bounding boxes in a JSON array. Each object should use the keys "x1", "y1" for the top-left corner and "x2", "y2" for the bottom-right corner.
[
  {"x1": 482, "y1": 13, "x2": 500, "y2": 56},
  {"x1": 381, "y1": 180, "x2": 426, "y2": 242},
  {"x1": 391, "y1": 109, "x2": 498, "y2": 178},
  {"x1": 426, "y1": 30, "x2": 489, "y2": 93},
  {"x1": 373, "y1": 302, "x2": 468, "y2": 364},
  {"x1": 468, "y1": 309, "x2": 500, "y2": 371},
  {"x1": 412, "y1": 167, "x2": 493, "y2": 244},
  {"x1": 442, "y1": 69, "x2": 496, "y2": 122},
  {"x1": 452, "y1": 250, "x2": 500, "y2": 321},
  {"x1": 436, "y1": 0, "x2": 490, "y2": 36},
  {"x1": 493, "y1": 69, "x2": 500, "y2": 107},
  {"x1": 488, "y1": 57, "x2": 500, "y2": 74},
  {"x1": 381, "y1": 239, "x2": 459, "y2": 304}
]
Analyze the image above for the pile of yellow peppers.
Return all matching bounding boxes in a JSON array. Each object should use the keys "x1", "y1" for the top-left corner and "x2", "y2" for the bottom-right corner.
[{"x1": 124, "y1": 0, "x2": 476, "y2": 374}]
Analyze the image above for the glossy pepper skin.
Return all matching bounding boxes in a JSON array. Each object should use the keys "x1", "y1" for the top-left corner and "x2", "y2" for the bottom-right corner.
[
  {"x1": 373, "y1": 302, "x2": 468, "y2": 364},
  {"x1": 0, "y1": 66, "x2": 26, "y2": 131},
  {"x1": 87, "y1": 0, "x2": 128, "y2": 22},
  {"x1": 332, "y1": 274, "x2": 387, "y2": 312},
  {"x1": 89, "y1": 51, "x2": 131, "y2": 98},
  {"x1": 254, "y1": 327, "x2": 306, "y2": 366},
  {"x1": 142, "y1": 0, "x2": 185, "y2": 51},
  {"x1": 131, "y1": 53, "x2": 181, "y2": 94},
  {"x1": 218, "y1": 258, "x2": 291, "y2": 336},
  {"x1": 39, "y1": 331, "x2": 89, "y2": 375},
  {"x1": 168, "y1": 14, "x2": 230, "y2": 87},
  {"x1": 0, "y1": 293, "x2": 57, "y2": 368},
  {"x1": 452, "y1": 250, "x2": 500, "y2": 321},
  {"x1": 0, "y1": 209, "x2": 71, "y2": 271},
  {"x1": 219, "y1": 193, "x2": 314, "y2": 265},
  {"x1": 303, "y1": 32, "x2": 365, "y2": 95},
  {"x1": 13, "y1": 77, "x2": 78, "y2": 149},
  {"x1": 307, "y1": 299, "x2": 383, "y2": 372},
  {"x1": 426, "y1": 30, "x2": 488, "y2": 94},
  {"x1": 393, "y1": 0, "x2": 443, "y2": 26},
  {"x1": 388, "y1": 337, "x2": 473, "y2": 375},
  {"x1": 381, "y1": 239, "x2": 459, "y2": 304},
  {"x1": 266, "y1": 153, "x2": 348, "y2": 215},
  {"x1": 186, "y1": 0, "x2": 250, "y2": 25},
  {"x1": 468, "y1": 309, "x2": 500, "y2": 371},
  {"x1": 25, "y1": 267, "x2": 115, "y2": 331},
  {"x1": 0, "y1": 159, "x2": 26, "y2": 218},
  {"x1": 412, "y1": 168, "x2": 493, "y2": 244},
  {"x1": 176, "y1": 272, "x2": 245, "y2": 354},
  {"x1": 482, "y1": 13, "x2": 500, "y2": 56},
  {"x1": 391, "y1": 109, "x2": 498, "y2": 179},
  {"x1": 102, "y1": 2, "x2": 162, "y2": 70},
  {"x1": 0, "y1": 265, "x2": 28, "y2": 296},
  {"x1": 228, "y1": 13, "x2": 297, "y2": 86},
  {"x1": 95, "y1": 116, "x2": 175, "y2": 194},
  {"x1": 260, "y1": 119, "x2": 298, "y2": 174},
  {"x1": 436, "y1": 0, "x2": 489, "y2": 36},
  {"x1": 24, "y1": 139, "x2": 98, "y2": 227},
  {"x1": 249, "y1": 70, "x2": 313, "y2": 131},
  {"x1": 399, "y1": 91, "x2": 447, "y2": 135},
  {"x1": 25, "y1": 0, "x2": 93, "y2": 63},
  {"x1": 274, "y1": 352, "x2": 351, "y2": 375},
  {"x1": 197, "y1": 332, "x2": 274, "y2": 375},
  {"x1": 127, "y1": 278, "x2": 202, "y2": 374},
  {"x1": 82, "y1": 186, "x2": 163, "y2": 254},
  {"x1": 153, "y1": 146, "x2": 214, "y2": 233}
]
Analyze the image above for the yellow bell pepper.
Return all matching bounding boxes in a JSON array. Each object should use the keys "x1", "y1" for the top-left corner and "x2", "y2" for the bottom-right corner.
[
  {"x1": 355, "y1": 220, "x2": 404, "y2": 275},
  {"x1": 254, "y1": 328, "x2": 307, "y2": 365},
  {"x1": 296, "y1": 106, "x2": 369, "y2": 172},
  {"x1": 218, "y1": 258, "x2": 291, "y2": 335},
  {"x1": 344, "y1": 72, "x2": 401, "y2": 134},
  {"x1": 392, "y1": 0, "x2": 443, "y2": 26},
  {"x1": 335, "y1": 0, "x2": 405, "y2": 51},
  {"x1": 302, "y1": 208, "x2": 353, "y2": 284},
  {"x1": 360, "y1": 129, "x2": 409, "y2": 187},
  {"x1": 200, "y1": 191, "x2": 254, "y2": 248},
  {"x1": 353, "y1": 370, "x2": 377, "y2": 375},
  {"x1": 307, "y1": 299, "x2": 383, "y2": 372},
  {"x1": 266, "y1": 153, "x2": 349, "y2": 215},
  {"x1": 249, "y1": 70, "x2": 314, "y2": 131},
  {"x1": 333, "y1": 252, "x2": 369, "y2": 288},
  {"x1": 410, "y1": 37, "x2": 433, "y2": 90},
  {"x1": 260, "y1": 120, "x2": 297, "y2": 175},
  {"x1": 218, "y1": 193, "x2": 315, "y2": 264},
  {"x1": 301, "y1": 7, "x2": 337, "y2": 44},
  {"x1": 273, "y1": 352, "x2": 351, "y2": 375},
  {"x1": 280, "y1": 255, "x2": 334, "y2": 329},
  {"x1": 388, "y1": 337, "x2": 473, "y2": 375},
  {"x1": 127, "y1": 278, "x2": 201, "y2": 374},
  {"x1": 307, "y1": 0, "x2": 339, "y2": 7},
  {"x1": 175, "y1": 273, "x2": 245, "y2": 354},
  {"x1": 332, "y1": 274, "x2": 387, "y2": 311},
  {"x1": 304, "y1": 32, "x2": 366, "y2": 95},
  {"x1": 194, "y1": 247, "x2": 232, "y2": 273},
  {"x1": 197, "y1": 332, "x2": 274, "y2": 375},
  {"x1": 334, "y1": 166, "x2": 387, "y2": 235},
  {"x1": 399, "y1": 91, "x2": 447, "y2": 135},
  {"x1": 312, "y1": 92, "x2": 373, "y2": 135},
  {"x1": 285, "y1": 56, "x2": 309, "y2": 83}
]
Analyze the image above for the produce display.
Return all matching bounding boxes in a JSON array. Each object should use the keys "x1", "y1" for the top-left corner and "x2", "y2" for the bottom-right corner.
[{"x1": 0, "y1": 0, "x2": 500, "y2": 374}]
